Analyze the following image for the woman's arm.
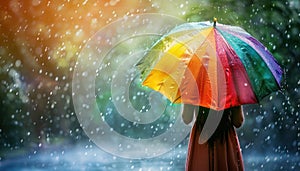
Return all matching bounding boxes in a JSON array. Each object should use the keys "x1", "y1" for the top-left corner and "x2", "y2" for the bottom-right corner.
[
  {"x1": 182, "y1": 104, "x2": 197, "y2": 125},
  {"x1": 231, "y1": 106, "x2": 244, "y2": 128}
]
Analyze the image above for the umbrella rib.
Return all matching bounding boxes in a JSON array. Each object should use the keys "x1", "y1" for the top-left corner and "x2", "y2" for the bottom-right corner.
[
  {"x1": 219, "y1": 28, "x2": 282, "y2": 86},
  {"x1": 176, "y1": 28, "x2": 215, "y2": 104},
  {"x1": 215, "y1": 30, "x2": 259, "y2": 104},
  {"x1": 166, "y1": 27, "x2": 214, "y2": 56},
  {"x1": 158, "y1": 27, "x2": 214, "y2": 103},
  {"x1": 218, "y1": 30, "x2": 279, "y2": 100}
]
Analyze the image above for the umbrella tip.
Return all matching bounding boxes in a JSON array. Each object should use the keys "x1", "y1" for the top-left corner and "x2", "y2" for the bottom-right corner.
[{"x1": 213, "y1": 17, "x2": 217, "y2": 27}]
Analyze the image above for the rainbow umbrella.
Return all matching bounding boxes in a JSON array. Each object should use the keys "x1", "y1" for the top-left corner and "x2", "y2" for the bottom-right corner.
[{"x1": 137, "y1": 18, "x2": 282, "y2": 111}]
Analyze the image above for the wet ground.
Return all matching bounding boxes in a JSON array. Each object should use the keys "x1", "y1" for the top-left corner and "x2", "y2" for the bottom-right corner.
[{"x1": 0, "y1": 141, "x2": 299, "y2": 171}]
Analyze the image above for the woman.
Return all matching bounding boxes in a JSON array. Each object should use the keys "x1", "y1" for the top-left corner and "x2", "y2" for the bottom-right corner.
[{"x1": 182, "y1": 104, "x2": 244, "y2": 171}]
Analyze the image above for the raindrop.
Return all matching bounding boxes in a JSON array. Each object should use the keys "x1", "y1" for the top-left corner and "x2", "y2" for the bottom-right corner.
[
  {"x1": 265, "y1": 136, "x2": 270, "y2": 141},
  {"x1": 109, "y1": 0, "x2": 120, "y2": 6},
  {"x1": 15, "y1": 60, "x2": 21, "y2": 67},
  {"x1": 82, "y1": 72, "x2": 88, "y2": 77}
]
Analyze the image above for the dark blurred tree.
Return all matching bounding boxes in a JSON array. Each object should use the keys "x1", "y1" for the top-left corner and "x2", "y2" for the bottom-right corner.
[
  {"x1": 0, "y1": 69, "x2": 32, "y2": 157},
  {"x1": 233, "y1": 0, "x2": 300, "y2": 154}
]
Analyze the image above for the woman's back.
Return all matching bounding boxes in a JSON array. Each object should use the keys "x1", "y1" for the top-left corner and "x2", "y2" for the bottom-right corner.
[{"x1": 185, "y1": 106, "x2": 244, "y2": 171}]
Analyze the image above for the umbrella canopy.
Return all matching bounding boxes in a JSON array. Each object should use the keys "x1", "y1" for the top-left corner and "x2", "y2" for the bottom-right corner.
[{"x1": 137, "y1": 18, "x2": 282, "y2": 111}]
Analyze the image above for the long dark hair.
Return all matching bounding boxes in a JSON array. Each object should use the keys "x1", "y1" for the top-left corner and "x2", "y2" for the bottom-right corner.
[{"x1": 195, "y1": 107, "x2": 232, "y2": 145}]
